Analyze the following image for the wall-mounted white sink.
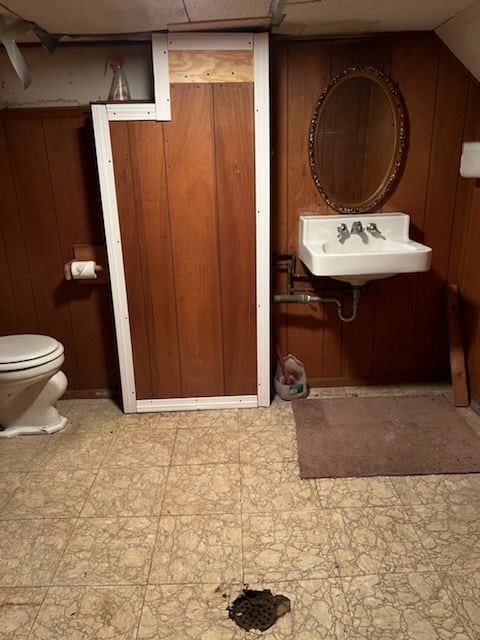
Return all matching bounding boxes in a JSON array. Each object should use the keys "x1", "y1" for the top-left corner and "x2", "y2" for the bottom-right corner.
[{"x1": 298, "y1": 212, "x2": 432, "y2": 286}]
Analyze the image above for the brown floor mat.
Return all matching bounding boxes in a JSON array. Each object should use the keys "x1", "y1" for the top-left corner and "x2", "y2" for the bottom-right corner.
[{"x1": 292, "y1": 395, "x2": 480, "y2": 478}]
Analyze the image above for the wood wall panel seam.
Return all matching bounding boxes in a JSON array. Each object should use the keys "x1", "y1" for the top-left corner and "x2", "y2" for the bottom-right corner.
[
  {"x1": 161, "y1": 121, "x2": 184, "y2": 396},
  {"x1": 211, "y1": 84, "x2": 228, "y2": 395}
]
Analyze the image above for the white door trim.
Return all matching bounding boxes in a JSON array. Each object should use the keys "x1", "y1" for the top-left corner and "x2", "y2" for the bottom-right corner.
[
  {"x1": 137, "y1": 395, "x2": 258, "y2": 412},
  {"x1": 92, "y1": 32, "x2": 271, "y2": 412},
  {"x1": 106, "y1": 103, "x2": 156, "y2": 121},
  {"x1": 152, "y1": 33, "x2": 171, "y2": 121},
  {"x1": 91, "y1": 104, "x2": 137, "y2": 412},
  {"x1": 253, "y1": 33, "x2": 271, "y2": 407}
]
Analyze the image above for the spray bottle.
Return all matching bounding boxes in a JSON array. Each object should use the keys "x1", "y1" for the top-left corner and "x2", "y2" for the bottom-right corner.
[{"x1": 106, "y1": 57, "x2": 131, "y2": 101}]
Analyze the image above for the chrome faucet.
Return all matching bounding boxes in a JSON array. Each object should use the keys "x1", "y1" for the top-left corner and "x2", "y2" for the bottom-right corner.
[
  {"x1": 366, "y1": 222, "x2": 382, "y2": 234},
  {"x1": 351, "y1": 221, "x2": 364, "y2": 234},
  {"x1": 337, "y1": 223, "x2": 349, "y2": 241}
]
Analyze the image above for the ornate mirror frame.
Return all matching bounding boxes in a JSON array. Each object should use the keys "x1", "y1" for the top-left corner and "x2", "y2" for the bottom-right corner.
[{"x1": 309, "y1": 66, "x2": 406, "y2": 214}]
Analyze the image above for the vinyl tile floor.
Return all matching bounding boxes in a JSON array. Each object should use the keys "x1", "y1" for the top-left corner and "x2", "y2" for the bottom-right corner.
[{"x1": 1, "y1": 383, "x2": 480, "y2": 639}]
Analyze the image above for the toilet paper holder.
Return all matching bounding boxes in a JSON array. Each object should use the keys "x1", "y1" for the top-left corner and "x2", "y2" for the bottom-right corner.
[
  {"x1": 64, "y1": 260, "x2": 103, "y2": 280},
  {"x1": 64, "y1": 244, "x2": 109, "y2": 284}
]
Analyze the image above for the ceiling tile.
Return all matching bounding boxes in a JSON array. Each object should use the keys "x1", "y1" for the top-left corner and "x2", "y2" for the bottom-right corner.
[
  {"x1": 184, "y1": 0, "x2": 271, "y2": 22},
  {"x1": 3, "y1": 0, "x2": 187, "y2": 34}
]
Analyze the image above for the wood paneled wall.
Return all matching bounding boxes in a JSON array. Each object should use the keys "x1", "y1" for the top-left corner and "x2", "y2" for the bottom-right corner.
[
  {"x1": 0, "y1": 108, "x2": 119, "y2": 395},
  {"x1": 2, "y1": 33, "x2": 479, "y2": 401},
  {"x1": 272, "y1": 32, "x2": 480, "y2": 386},
  {"x1": 111, "y1": 83, "x2": 257, "y2": 399}
]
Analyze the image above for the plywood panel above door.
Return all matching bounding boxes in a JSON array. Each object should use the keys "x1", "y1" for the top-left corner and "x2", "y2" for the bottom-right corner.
[{"x1": 169, "y1": 50, "x2": 254, "y2": 83}]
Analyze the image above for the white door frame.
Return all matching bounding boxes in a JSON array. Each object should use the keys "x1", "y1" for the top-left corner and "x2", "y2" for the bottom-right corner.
[{"x1": 92, "y1": 32, "x2": 270, "y2": 412}]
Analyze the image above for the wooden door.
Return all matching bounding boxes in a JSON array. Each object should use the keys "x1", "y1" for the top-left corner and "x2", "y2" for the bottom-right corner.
[{"x1": 110, "y1": 82, "x2": 257, "y2": 399}]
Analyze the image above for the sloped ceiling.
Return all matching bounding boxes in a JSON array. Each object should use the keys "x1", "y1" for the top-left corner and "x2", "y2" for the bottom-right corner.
[
  {"x1": 1, "y1": 0, "x2": 480, "y2": 78},
  {"x1": 436, "y1": 0, "x2": 480, "y2": 81},
  {"x1": 278, "y1": 0, "x2": 476, "y2": 37}
]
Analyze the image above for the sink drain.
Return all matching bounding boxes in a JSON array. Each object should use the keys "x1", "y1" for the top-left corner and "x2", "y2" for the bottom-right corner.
[{"x1": 228, "y1": 588, "x2": 291, "y2": 632}]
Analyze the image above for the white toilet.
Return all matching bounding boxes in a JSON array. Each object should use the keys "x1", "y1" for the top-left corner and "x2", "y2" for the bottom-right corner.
[{"x1": 0, "y1": 334, "x2": 68, "y2": 438}]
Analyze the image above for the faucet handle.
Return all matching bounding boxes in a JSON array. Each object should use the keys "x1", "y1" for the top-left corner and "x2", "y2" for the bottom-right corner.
[
  {"x1": 366, "y1": 222, "x2": 381, "y2": 234},
  {"x1": 337, "y1": 223, "x2": 348, "y2": 239}
]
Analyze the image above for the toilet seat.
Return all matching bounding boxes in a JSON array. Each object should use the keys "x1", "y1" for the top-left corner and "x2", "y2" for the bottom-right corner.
[{"x1": 0, "y1": 335, "x2": 64, "y2": 372}]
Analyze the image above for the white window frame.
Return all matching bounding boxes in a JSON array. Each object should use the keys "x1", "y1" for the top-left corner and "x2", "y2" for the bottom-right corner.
[{"x1": 91, "y1": 32, "x2": 270, "y2": 412}]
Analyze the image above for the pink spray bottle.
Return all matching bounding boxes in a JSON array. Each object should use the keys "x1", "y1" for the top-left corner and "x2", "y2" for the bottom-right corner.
[{"x1": 106, "y1": 56, "x2": 131, "y2": 101}]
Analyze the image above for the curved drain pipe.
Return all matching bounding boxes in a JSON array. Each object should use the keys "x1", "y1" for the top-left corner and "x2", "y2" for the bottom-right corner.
[{"x1": 273, "y1": 287, "x2": 361, "y2": 323}]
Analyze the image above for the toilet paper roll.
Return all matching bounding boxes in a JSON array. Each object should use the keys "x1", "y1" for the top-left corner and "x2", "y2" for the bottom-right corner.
[
  {"x1": 460, "y1": 142, "x2": 480, "y2": 178},
  {"x1": 70, "y1": 260, "x2": 98, "y2": 279}
]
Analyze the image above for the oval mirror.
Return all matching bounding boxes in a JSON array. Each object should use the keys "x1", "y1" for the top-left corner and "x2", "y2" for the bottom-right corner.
[{"x1": 309, "y1": 66, "x2": 406, "y2": 214}]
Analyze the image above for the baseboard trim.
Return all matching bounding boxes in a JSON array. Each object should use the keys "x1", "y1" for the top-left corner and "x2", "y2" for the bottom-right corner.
[
  {"x1": 63, "y1": 389, "x2": 119, "y2": 400},
  {"x1": 308, "y1": 375, "x2": 450, "y2": 388},
  {"x1": 136, "y1": 395, "x2": 258, "y2": 412}
]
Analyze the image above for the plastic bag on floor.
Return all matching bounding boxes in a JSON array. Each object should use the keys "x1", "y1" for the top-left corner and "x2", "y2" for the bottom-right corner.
[{"x1": 274, "y1": 354, "x2": 308, "y2": 400}]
